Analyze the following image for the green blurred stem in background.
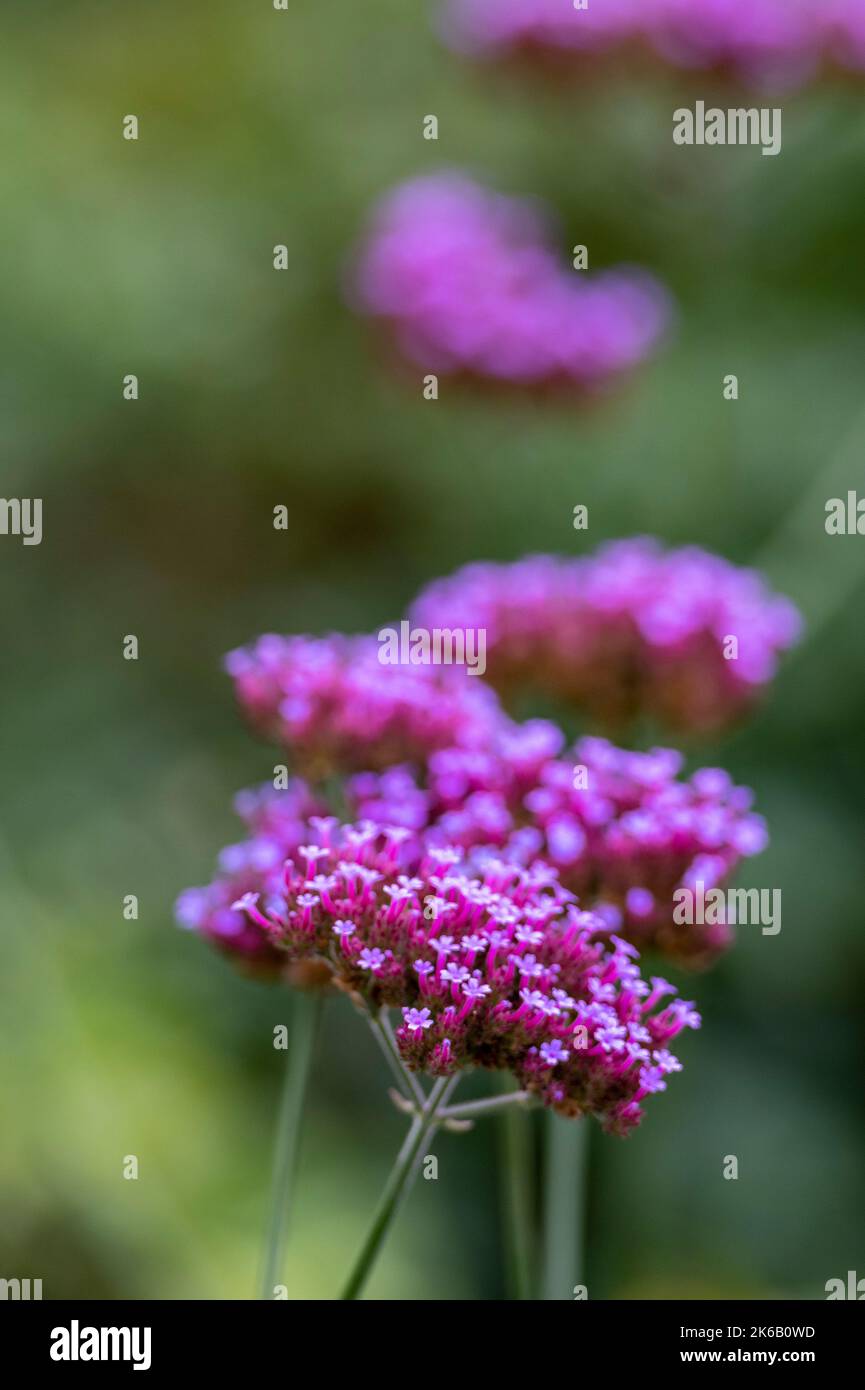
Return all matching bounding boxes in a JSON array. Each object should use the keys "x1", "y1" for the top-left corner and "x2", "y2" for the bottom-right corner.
[
  {"x1": 540, "y1": 1112, "x2": 589, "y2": 1301},
  {"x1": 340, "y1": 1074, "x2": 458, "y2": 1300},
  {"x1": 258, "y1": 992, "x2": 322, "y2": 1300}
]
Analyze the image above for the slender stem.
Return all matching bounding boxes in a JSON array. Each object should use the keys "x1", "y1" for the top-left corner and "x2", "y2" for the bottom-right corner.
[
  {"x1": 340, "y1": 1074, "x2": 457, "y2": 1300},
  {"x1": 441, "y1": 1090, "x2": 533, "y2": 1122},
  {"x1": 539, "y1": 1112, "x2": 589, "y2": 1301},
  {"x1": 499, "y1": 1079, "x2": 536, "y2": 1301},
  {"x1": 369, "y1": 1010, "x2": 427, "y2": 1108},
  {"x1": 258, "y1": 992, "x2": 322, "y2": 1299}
]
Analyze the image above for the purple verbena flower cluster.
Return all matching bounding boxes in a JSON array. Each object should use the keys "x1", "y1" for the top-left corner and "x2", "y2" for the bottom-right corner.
[
  {"x1": 225, "y1": 632, "x2": 504, "y2": 776},
  {"x1": 517, "y1": 739, "x2": 767, "y2": 965},
  {"x1": 353, "y1": 173, "x2": 671, "y2": 391},
  {"x1": 173, "y1": 719, "x2": 565, "y2": 975},
  {"x1": 410, "y1": 541, "x2": 802, "y2": 733},
  {"x1": 649, "y1": 0, "x2": 816, "y2": 88},
  {"x1": 178, "y1": 539, "x2": 799, "y2": 1130},
  {"x1": 443, "y1": 0, "x2": 855, "y2": 89},
  {"x1": 442, "y1": 0, "x2": 642, "y2": 62},
  {"x1": 347, "y1": 736, "x2": 768, "y2": 966},
  {"x1": 226, "y1": 822, "x2": 700, "y2": 1134}
]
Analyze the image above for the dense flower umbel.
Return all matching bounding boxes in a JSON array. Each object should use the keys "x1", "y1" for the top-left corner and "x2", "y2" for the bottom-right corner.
[
  {"x1": 227, "y1": 822, "x2": 700, "y2": 1134},
  {"x1": 225, "y1": 632, "x2": 504, "y2": 777},
  {"x1": 353, "y1": 173, "x2": 671, "y2": 392},
  {"x1": 410, "y1": 542, "x2": 801, "y2": 734},
  {"x1": 348, "y1": 737, "x2": 768, "y2": 967},
  {"x1": 443, "y1": 0, "x2": 819, "y2": 89}
]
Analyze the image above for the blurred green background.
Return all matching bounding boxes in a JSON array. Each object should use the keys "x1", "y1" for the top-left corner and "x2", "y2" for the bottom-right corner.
[{"x1": 2, "y1": 0, "x2": 864, "y2": 1300}]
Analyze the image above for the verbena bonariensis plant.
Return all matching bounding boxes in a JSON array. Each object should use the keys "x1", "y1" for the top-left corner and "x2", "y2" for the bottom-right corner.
[
  {"x1": 442, "y1": 0, "x2": 845, "y2": 90},
  {"x1": 352, "y1": 173, "x2": 672, "y2": 393},
  {"x1": 410, "y1": 541, "x2": 801, "y2": 733},
  {"x1": 176, "y1": 539, "x2": 799, "y2": 1299}
]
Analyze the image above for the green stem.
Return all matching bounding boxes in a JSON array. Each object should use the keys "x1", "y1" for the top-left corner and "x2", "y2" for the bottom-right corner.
[
  {"x1": 442, "y1": 1090, "x2": 532, "y2": 1122},
  {"x1": 258, "y1": 992, "x2": 322, "y2": 1299},
  {"x1": 369, "y1": 1010, "x2": 427, "y2": 1108},
  {"x1": 499, "y1": 1080, "x2": 536, "y2": 1301},
  {"x1": 539, "y1": 1112, "x2": 589, "y2": 1301},
  {"x1": 340, "y1": 1074, "x2": 457, "y2": 1300}
]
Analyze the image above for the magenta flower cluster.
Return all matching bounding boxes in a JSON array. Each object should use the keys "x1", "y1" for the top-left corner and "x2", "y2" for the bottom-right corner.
[
  {"x1": 178, "y1": 540, "x2": 799, "y2": 1133},
  {"x1": 353, "y1": 173, "x2": 671, "y2": 392},
  {"x1": 443, "y1": 0, "x2": 859, "y2": 89},
  {"x1": 224, "y1": 823, "x2": 700, "y2": 1134},
  {"x1": 442, "y1": 0, "x2": 643, "y2": 61},
  {"x1": 225, "y1": 632, "x2": 503, "y2": 776},
  {"x1": 826, "y1": 1, "x2": 865, "y2": 71},
  {"x1": 349, "y1": 737, "x2": 767, "y2": 966},
  {"x1": 411, "y1": 541, "x2": 802, "y2": 733},
  {"x1": 178, "y1": 726, "x2": 766, "y2": 979}
]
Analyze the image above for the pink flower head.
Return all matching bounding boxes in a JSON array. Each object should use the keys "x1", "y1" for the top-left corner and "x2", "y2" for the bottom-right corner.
[
  {"x1": 225, "y1": 632, "x2": 505, "y2": 776},
  {"x1": 519, "y1": 737, "x2": 769, "y2": 965},
  {"x1": 226, "y1": 820, "x2": 699, "y2": 1134},
  {"x1": 353, "y1": 173, "x2": 672, "y2": 393},
  {"x1": 442, "y1": 0, "x2": 641, "y2": 60},
  {"x1": 649, "y1": 0, "x2": 816, "y2": 89},
  {"x1": 443, "y1": 0, "x2": 819, "y2": 89},
  {"x1": 823, "y1": 0, "x2": 865, "y2": 70},
  {"x1": 347, "y1": 735, "x2": 768, "y2": 968},
  {"x1": 410, "y1": 542, "x2": 801, "y2": 733}
]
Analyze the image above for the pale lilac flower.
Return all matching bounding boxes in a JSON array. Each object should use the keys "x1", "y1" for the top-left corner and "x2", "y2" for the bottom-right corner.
[
  {"x1": 539, "y1": 1039, "x2": 569, "y2": 1068},
  {"x1": 403, "y1": 1006, "x2": 435, "y2": 1033},
  {"x1": 358, "y1": 947, "x2": 388, "y2": 974}
]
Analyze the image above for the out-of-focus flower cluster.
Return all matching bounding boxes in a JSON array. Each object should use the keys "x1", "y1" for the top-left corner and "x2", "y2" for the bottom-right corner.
[
  {"x1": 353, "y1": 173, "x2": 671, "y2": 392},
  {"x1": 826, "y1": 0, "x2": 865, "y2": 72},
  {"x1": 443, "y1": 0, "x2": 861, "y2": 90},
  {"x1": 442, "y1": 0, "x2": 643, "y2": 64},
  {"x1": 225, "y1": 632, "x2": 504, "y2": 776},
  {"x1": 222, "y1": 823, "x2": 700, "y2": 1134},
  {"x1": 411, "y1": 541, "x2": 802, "y2": 734}
]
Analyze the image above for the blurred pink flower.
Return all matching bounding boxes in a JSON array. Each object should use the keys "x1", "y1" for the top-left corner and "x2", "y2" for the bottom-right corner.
[
  {"x1": 410, "y1": 542, "x2": 802, "y2": 733},
  {"x1": 353, "y1": 173, "x2": 671, "y2": 392}
]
